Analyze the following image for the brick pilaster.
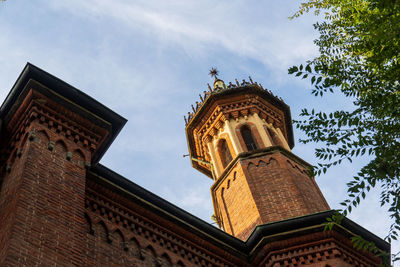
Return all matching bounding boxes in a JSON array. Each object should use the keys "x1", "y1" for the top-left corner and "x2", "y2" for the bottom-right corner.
[{"x1": 0, "y1": 83, "x2": 109, "y2": 266}]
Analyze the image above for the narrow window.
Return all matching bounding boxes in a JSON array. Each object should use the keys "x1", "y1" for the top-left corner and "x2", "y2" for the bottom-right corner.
[
  {"x1": 267, "y1": 127, "x2": 283, "y2": 147},
  {"x1": 219, "y1": 139, "x2": 232, "y2": 168},
  {"x1": 241, "y1": 125, "x2": 257, "y2": 151}
]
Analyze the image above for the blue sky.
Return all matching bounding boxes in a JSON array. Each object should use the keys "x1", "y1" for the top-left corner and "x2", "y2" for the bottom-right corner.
[{"x1": 1, "y1": 0, "x2": 396, "y2": 260}]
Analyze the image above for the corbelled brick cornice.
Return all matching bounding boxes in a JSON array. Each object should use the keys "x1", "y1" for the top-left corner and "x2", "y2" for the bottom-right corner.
[
  {"x1": 6, "y1": 87, "x2": 108, "y2": 152},
  {"x1": 0, "y1": 81, "x2": 115, "y2": 173},
  {"x1": 0, "y1": 63, "x2": 126, "y2": 165},
  {"x1": 185, "y1": 85, "x2": 293, "y2": 178}
]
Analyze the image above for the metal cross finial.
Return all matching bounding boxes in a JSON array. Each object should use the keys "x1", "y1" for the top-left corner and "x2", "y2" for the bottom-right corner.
[{"x1": 209, "y1": 67, "x2": 219, "y2": 79}]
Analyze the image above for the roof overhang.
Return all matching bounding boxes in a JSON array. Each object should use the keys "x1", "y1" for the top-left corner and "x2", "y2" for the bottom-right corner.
[
  {"x1": 87, "y1": 165, "x2": 390, "y2": 264},
  {"x1": 185, "y1": 85, "x2": 294, "y2": 178},
  {"x1": 0, "y1": 63, "x2": 127, "y2": 164}
]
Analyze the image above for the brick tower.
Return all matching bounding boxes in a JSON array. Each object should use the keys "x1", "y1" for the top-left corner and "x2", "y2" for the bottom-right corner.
[
  {"x1": 185, "y1": 76, "x2": 330, "y2": 240},
  {"x1": 0, "y1": 64, "x2": 389, "y2": 266},
  {"x1": 0, "y1": 64, "x2": 126, "y2": 266}
]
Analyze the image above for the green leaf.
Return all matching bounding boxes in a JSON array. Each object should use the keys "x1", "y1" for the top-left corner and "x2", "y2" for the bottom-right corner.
[
  {"x1": 288, "y1": 66, "x2": 299, "y2": 74},
  {"x1": 290, "y1": 0, "x2": 400, "y2": 257}
]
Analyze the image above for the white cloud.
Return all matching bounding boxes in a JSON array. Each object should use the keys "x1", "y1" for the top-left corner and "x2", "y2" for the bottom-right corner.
[
  {"x1": 47, "y1": 0, "x2": 318, "y2": 76},
  {"x1": 2, "y1": 0, "x2": 396, "y2": 260}
]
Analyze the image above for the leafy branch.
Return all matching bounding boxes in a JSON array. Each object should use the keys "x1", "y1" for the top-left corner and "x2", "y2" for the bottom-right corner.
[{"x1": 291, "y1": 0, "x2": 400, "y2": 264}]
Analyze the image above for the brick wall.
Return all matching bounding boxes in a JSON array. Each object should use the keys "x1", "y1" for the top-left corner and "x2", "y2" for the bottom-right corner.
[
  {"x1": 0, "y1": 86, "x2": 100, "y2": 266},
  {"x1": 253, "y1": 230, "x2": 382, "y2": 266},
  {"x1": 83, "y1": 177, "x2": 248, "y2": 267},
  {"x1": 244, "y1": 152, "x2": 329, "y2": 225},
  {"x1": 0, "y1": 69, "x2": 385, "y2": 267},
  {"x1": 213, "y1": 151, "x2": 330, "y2": 241},
  {"x1": 0, "y1": 125, "x2": 88, "y2": 266},
  {"x1": 215, "y1": 163, "x2": 262, "y2": 239}
]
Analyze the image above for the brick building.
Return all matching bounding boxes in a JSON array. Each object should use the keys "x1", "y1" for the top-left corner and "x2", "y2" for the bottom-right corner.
[{"x1": 0, "y1": 63, "x2": 389, "y2": 266}]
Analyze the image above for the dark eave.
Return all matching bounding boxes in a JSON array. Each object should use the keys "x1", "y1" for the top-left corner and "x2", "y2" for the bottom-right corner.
[
  {"x1": 0, "y1": 63, "x2": 127, "y2": 164},
  {"x1": 185, "y1": 85, "x2": 294, "y2": 178},
  {"x1": 89, "y1": 164, "x2": 390, "y2": 261},
  {"x1": 1, "y1": 65, "x2": 388, "y2": 261},
  {"x1": 246, "y1": 210, "x2": 389, "y2": 254},
  {"x1": 88, "y1": 164, "x2": 248, "y2": 257}
]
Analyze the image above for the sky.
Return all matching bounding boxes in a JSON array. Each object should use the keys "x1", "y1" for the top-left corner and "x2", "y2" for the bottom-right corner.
[{"x1": 0, "y1": 0, "x2": 397, "y2": 262}]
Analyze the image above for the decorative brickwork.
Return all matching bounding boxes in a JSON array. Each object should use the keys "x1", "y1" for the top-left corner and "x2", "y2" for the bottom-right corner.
[
  {"x1": 214, "y1": 163, "x2": 263, "y2": 238},
  {"x1": 190, "y1": 96, "x2": 286, "y2": 170},
  {"x1": 0, "y1": 106, "x2": 89, "y2": 266},
  {"x1": 186, "y1": 84, "x2": 293, "y2": 178},
  {"x1": 84, "y1": 178, "x2": 247, "y2": 267},
  {"x1": 186, "y1": 79, "x2": 330, "y2": 241},
  {"x1": 251, "y1": 230, "x2": 382, "y2": 267},
  {"x1": 212, "y1": 148, "x2": 329, "y2": 240},
  {"x1": 0, "y1": 64, "x2": 389, "y2": 267},
  {"x1": 0, "y1": 74, "x2": 115, "y2": 266},
  {"x1": 3, "y1": 86, "x2": 106, "y2": 154}
]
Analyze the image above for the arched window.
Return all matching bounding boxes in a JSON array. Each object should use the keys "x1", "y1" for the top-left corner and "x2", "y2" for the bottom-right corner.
[
  {"x1": 218, "y1": 139, "x2": 232, "y2": 168},
  {"x1": 240, "y1": 125, "x2": 257, "y2": 151},
  {"x1": 267, "y1": 127, "x2": 283, "y2": 147}
]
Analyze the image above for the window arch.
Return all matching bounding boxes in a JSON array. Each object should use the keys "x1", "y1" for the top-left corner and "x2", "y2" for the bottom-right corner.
[
  {"x1": 240, "y1": 125, "x2": 258, "y2": 151},
  {"x1": 266, "y1": 127, "x2": 284, "y2": 147},
  {"x1": 218, "y1": 139, "x2": 232, "y2": 169}
]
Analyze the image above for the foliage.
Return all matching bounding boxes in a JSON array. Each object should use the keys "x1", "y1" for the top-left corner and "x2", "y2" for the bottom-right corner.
[
  {"x1": 289, "y1": 0, "x2": 400, "y2": 263},
  {"x1": 324, "y1": 211, "x2": 391, "y2": 265}
]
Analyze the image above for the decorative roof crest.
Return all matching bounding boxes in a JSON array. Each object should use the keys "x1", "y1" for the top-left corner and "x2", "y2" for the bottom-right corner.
[{"x1": 184, "y1": 72, "x2": 284, "y2": 126}]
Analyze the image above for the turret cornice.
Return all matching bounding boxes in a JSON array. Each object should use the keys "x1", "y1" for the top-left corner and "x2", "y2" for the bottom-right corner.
[{"x1": 185, "y1": 80, "x2": 294, "y2": 178}]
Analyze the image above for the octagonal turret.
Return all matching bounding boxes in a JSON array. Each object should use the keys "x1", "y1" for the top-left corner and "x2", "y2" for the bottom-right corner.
[
  {"x1": 185, "y1": 76, "x2": 329, "y2": 240},
  {"x1": 185, "y1": 77, "x2": 294, "y2": 179}
]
